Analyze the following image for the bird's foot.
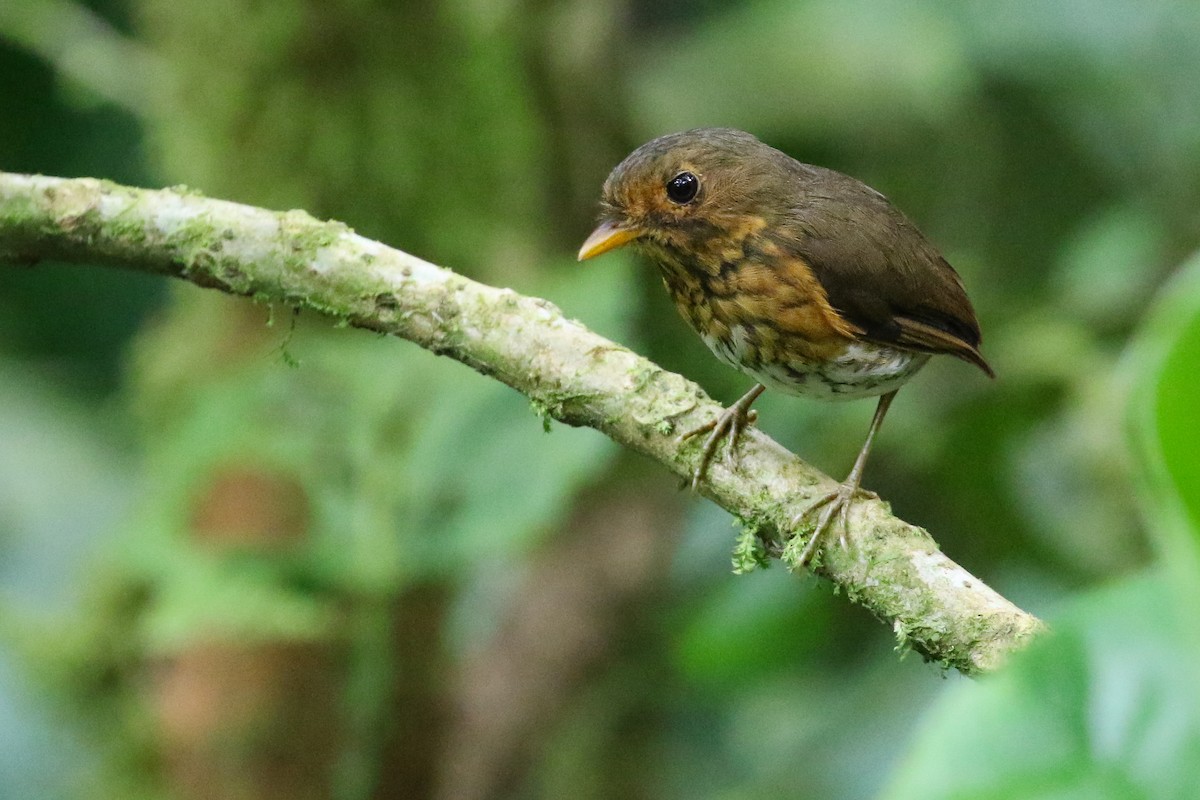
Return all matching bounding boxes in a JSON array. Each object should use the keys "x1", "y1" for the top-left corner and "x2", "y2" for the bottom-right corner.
[
  {"x1": 791, "y1": 479, "x2": 876, "y2": 567},
  {"x1": 680, "y1": 405, "x2": 758, "y2": 490}
]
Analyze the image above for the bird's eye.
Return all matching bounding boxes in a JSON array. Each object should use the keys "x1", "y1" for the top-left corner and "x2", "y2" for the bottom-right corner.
[{"x1": 665, "y1": 171, "x2": 699, "y2": 204}]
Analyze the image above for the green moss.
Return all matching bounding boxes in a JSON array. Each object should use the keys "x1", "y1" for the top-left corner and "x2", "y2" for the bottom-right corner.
[
  {"x1": 529, "y1": 398, "x2": 555, "y2": 433},
  {"x1": 731, "y1": 515, "x2": 770, "y2": 574},
  {"x1": 893, "y1": 620, "x2": 915, "y2": 657},
  {"x1": 530, "y1": 387, "x2": 607, "y2": 430},
  {"x1": 0, "y1": 193, "x2": 37, "y2": 232},
  {"x1": 278, "y1": 210, "x2": 348, "y2": 253},
  {"x1": 780, "y1": 520, "x2": 816, "y2": 570},
  {"x1": 277, "y1": 344, "x2": 301, "y2": 368},
  {"x1": 173, "y1": 214, "x2": 215, "y2": 246},
  {"x1": 106, "y1": 215, "x2": 148, "y2": 246},
  {"x1": 167, "y1": 218, "x2": 219, "y2": 271},
  {"x1": 302, "y1": 297, "x2": 351, "y2": 322},
  {"x1": 252, "y1": 215, "x2": 369, "y2": 328}
]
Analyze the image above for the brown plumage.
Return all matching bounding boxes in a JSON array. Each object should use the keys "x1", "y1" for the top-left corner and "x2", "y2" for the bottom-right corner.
[{"x1": 579, "y1": 128, "x2": 991, "y2": 565}]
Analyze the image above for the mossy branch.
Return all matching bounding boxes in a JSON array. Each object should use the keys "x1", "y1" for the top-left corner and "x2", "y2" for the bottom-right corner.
[{"x1": 0, "y1": 172, "x2": 1044, "y2": 674}]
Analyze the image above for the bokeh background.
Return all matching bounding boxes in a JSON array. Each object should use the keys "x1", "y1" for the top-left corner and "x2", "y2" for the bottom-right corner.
[{"x1": 2, "y1": 1, "x2": 1199, "y2": 798}]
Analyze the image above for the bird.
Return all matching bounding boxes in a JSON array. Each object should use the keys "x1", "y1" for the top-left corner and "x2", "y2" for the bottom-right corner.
[{"x1": 577, "y1": 128, "x2": 992, "y2": 566}]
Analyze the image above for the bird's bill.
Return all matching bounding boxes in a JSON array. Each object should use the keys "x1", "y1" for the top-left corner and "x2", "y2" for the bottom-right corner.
[{"x1": 577, "y1": 220, "x2": 640, "y2": 261}]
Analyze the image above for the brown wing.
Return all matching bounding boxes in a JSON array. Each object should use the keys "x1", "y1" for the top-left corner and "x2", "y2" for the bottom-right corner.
[
  {"x1": 781, "y1": 165, "x2": 994, "y2": 377},
  {"x1": 891, "y1": 316, "x2": 994, "y2": 376}
]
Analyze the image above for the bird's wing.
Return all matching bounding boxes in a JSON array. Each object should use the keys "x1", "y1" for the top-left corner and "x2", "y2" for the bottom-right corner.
[{"x1": 784, "y1": 175, "x2": 994, "y2": 377}]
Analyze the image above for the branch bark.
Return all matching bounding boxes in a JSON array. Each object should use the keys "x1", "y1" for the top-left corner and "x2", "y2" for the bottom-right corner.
[{"x1": 0, "y1": 172, "x2": 1044, "y2": 674}]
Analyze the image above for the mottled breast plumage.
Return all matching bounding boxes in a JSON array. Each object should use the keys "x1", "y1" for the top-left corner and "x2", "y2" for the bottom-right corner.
[{"x1": 645, "y1": 233, "x2": 932, "y2": 400}]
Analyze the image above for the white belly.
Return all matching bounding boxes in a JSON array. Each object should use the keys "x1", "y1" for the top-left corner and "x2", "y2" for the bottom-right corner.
[{"x1": 701, "y1": 326, "x2": 929, "y2": 401}]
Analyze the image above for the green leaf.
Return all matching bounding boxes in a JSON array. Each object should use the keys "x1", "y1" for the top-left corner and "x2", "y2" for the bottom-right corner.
[
  {"x1": 881, "y1": 571, "x2": 1200, "y2": 800},
  {"x1": 1127, "y1": 250, "x2": 1200, "y2": 622},
  {"x1": 1136, "y1": 260, "x2": 1200, "y2": 526}
]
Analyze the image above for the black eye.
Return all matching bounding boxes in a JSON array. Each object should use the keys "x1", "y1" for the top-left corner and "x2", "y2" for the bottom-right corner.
[{"x1": 666, "y1": 171, "x2": 699, "y2": 204}]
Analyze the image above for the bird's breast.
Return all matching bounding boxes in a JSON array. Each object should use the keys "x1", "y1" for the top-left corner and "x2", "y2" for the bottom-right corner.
[{"x1": 650, "y1": 245, "x2": 927, "y2": 400}]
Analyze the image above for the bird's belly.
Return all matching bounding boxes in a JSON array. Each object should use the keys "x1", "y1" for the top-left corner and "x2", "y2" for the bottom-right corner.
[{"x1": 701, "y1": 326, "x2": 930, "y2": 400}]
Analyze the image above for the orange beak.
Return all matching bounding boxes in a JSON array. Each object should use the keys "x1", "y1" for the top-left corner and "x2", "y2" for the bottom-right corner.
[{"x1": 577, "y1": 220, "x2": 640, "y2": 261}]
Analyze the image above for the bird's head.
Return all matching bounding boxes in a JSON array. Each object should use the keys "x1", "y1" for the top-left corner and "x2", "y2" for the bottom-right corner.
[{"x1": 578, "y1": 128, "x2": 796, "y2": 265}]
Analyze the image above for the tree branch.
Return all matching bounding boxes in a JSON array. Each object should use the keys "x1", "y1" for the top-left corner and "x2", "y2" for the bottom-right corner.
[{"x1": 0, "y1": 172, "x2": 1044, "y2": 674}]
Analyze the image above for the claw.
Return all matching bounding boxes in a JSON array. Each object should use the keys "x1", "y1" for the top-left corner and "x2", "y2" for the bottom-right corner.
[
  {"x1": 680, "y1": 384, "x2": 765, "y2": 490},
  {"x1": 789, "y1": 391, "x2": 898, "y2": 568},
  {"x1": 792, "y1": 481, "x2": 862, "y2": 567}
]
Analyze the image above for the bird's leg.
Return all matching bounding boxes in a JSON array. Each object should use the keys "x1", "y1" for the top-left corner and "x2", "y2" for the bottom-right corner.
[
  {"x1": 793, "y1": 390, "x2": 897, "y2": 567},
  {"x1": 681, "y1": 384, "x2": 766, "y2": 490}
]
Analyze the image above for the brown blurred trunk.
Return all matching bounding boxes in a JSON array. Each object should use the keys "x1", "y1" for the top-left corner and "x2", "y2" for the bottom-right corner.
[
  {"x1": 152, "y1": 639, "x2": 341, "y2": 800},
  {"x1": 434, "y1": 472, "x2": 680, "y2": 800}
]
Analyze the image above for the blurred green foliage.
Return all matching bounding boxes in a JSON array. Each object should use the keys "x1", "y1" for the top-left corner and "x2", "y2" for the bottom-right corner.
[
  {"x1": 878, "y1": 247, "x2": 1200, "y2": 791},
  {"x1": 3, "y1": 0, "x2": 1200, "y2": 798},
  {"x1": 883, "y1": 574, "x2": 1200, "y2": 799}
]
